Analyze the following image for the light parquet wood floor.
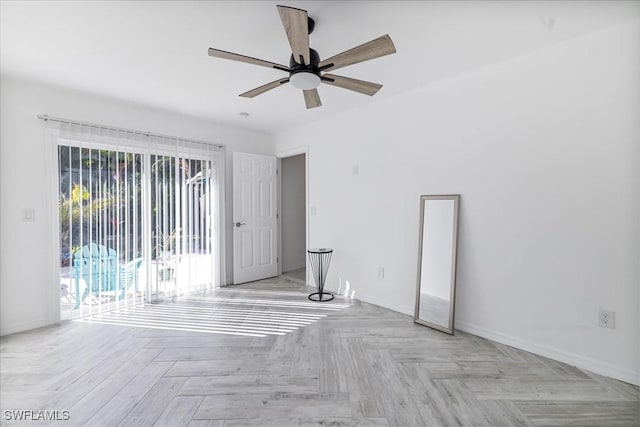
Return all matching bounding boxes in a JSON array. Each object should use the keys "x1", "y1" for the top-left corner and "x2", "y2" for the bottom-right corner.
[{"x1": 1, "y1": 277, "x2": 638, "y2": 426}]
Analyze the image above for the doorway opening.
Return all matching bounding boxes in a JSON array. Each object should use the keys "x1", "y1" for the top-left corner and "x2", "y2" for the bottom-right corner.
[{"x1": 280, "y1": 153, "x2": 307, "y2": 285}]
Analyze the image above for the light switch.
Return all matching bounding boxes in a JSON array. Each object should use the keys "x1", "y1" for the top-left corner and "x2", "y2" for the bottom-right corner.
[
  {"x1": 22, "y1": 208, "x2": 35, "y2": 222},
  {"x1": 310, "y1": 206, "x2": 317, "y2": 216}
]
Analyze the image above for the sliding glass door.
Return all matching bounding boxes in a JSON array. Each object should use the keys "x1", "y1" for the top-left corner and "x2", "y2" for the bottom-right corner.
[
  {"x1": 56, "y1": 130, "x2": 222, "y2": 320},
  {"x1": 149, "y1": 154, "x2": 216, "y2": 302}
]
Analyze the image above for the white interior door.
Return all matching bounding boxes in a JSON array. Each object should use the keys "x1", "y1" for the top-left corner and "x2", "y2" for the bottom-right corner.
[{"x1": 233, "y1": 152, "x2": 278, "y2": 284}]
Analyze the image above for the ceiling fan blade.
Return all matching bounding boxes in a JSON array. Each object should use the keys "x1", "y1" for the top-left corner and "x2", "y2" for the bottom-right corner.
[
  {"x1": 321, "y1": 74, "x2": 382, "y2": 96},
  {"x1": 303, "y1": 89, "x2": 322, "y2": 109},
  {"x1": 277, "y1": 5, "x2": 310, "y2": 65},
  {"x1": 208, "y1": 48, "x2": 289, "y2": 72},
  {"x1": 239, "y1": 78, "x2": 290, "y2": 98},
  {"x1": 318, "y1": 34, "x2": 396, "y2": 72}
]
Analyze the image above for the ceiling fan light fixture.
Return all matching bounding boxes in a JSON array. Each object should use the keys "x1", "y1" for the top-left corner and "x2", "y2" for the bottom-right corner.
[
  {"x1": 289, "y1": 71, "x2": 321, "y2": 90},
  {"x1": 208, "y1": 5, "x2": 396, "y2": 109}
]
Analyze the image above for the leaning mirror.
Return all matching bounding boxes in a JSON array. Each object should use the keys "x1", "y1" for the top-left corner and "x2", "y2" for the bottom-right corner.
[{"x1": 414, "y1": 195, "x2": 460, "y2": 334}]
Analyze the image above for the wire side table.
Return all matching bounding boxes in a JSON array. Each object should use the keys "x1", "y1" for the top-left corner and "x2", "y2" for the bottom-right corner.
[{"x1": 307, "y1": 248, "x2": 334, "y2": 302}]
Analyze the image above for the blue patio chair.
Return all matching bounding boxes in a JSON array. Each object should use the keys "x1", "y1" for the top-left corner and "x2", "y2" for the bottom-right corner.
[
  {"x1": 73, "y1": 243, "x2": 117, "y2": 309},
  {"x1": 117, "y1": 257, "x2": 143, "y2": 300},
  {"x1": 72, "y1": 244, "x2": 142, "y2": 309}
]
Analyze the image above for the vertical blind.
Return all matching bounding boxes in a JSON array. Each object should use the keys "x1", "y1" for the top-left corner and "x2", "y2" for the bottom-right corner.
[{"x1": 46, "y1": 118, "x2": 225, "y2": 319}]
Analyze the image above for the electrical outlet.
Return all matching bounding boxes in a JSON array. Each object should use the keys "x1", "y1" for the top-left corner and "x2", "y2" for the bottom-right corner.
[
  {"x1": 378, "y1": 267, "x2": 384, "y2": 279},
  {"x1": 598, "y1": 309, "x2": 615, "y2": 329},
  {"x1": 22, "y1": 208, "x2": 35, "y2": 222}
]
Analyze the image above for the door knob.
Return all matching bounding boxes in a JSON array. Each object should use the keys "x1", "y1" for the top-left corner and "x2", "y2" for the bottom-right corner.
[{"x1": 234, "y1": 222, "x2": 246, "y2": 228}]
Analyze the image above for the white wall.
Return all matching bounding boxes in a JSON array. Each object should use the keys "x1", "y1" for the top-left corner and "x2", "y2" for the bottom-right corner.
[
  {"x1": 275, "y1": 20, "x2": 640, "y2": 385},
  {"x1": 0, "y1": 77, "x2": 273, "y2": 335},
  {"x1": 281, "y1": 154, "x2": 306, "y2": 272}
]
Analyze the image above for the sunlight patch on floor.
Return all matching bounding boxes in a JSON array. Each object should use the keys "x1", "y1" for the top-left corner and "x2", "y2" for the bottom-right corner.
[{"x1": 77, "y1": 293, "x2": 351, "y2": 337}]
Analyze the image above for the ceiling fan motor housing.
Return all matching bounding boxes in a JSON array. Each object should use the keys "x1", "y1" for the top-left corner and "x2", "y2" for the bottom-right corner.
[
  {"x1": 289, "y1": 48, "x2": 320, "y2": 71},
  {"x1": 289, "y1": 48, "x2": 321, "y2": 89}
]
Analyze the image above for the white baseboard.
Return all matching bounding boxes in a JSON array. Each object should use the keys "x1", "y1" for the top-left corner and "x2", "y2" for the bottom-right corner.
[
  {"x1": 358, "y1": 294, "x2": 414, "y2": 317},
  {"x1": 328, "y1": 286, "x2": 414, "y2": 317},
  {"x1": 0, "y1": 317, "x2": 52, "y2": 337},
  {"x1": 282, "y1": 264, "x2": 306, "y2": 273},
  {"x1": 456, "y1": 320, "x2": 640, "y2": 386}
]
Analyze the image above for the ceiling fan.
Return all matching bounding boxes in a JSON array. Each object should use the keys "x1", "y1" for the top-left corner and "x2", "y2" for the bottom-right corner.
[{"x1": 208, "y1": 4, "x2": 397, "y2": 109}]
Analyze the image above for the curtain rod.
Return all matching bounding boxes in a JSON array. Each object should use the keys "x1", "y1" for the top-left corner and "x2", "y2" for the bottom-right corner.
[{"x1": 37, "y1": 114, "x2": 225, "y2": 149}]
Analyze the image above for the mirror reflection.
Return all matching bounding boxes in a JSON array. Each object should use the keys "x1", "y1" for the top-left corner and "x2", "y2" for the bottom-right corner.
[{"x1": 414, "y1": 195, "x2": 460, "y2": 334}]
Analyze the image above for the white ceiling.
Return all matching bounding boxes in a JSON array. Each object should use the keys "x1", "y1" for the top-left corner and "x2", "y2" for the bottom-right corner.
[{"x1": 2, "y1": 1, "x2": 639, "y2": 133}]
